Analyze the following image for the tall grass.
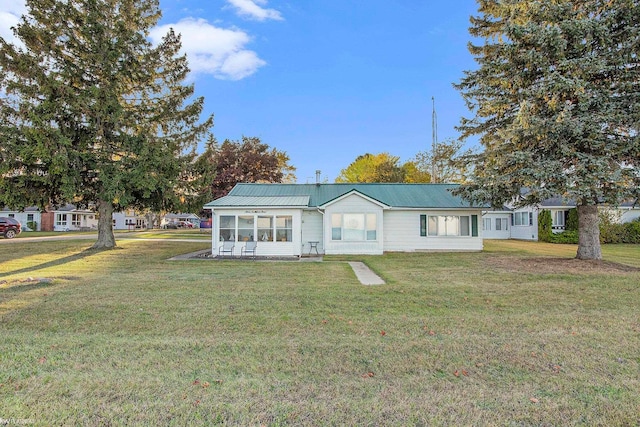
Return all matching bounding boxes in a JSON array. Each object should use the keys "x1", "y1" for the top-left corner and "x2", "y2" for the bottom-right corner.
[{"x1": 1, "y1": 239, "x2": 639, "y2": 425}]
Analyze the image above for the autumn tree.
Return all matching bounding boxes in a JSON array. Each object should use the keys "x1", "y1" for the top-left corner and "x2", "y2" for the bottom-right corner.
[
  {"x1": 455, "y1": 0, "x2": 639, "y2": 260},
  {"x1": 200, "y1": 136, "x2": 295, "y2": 200},
  {"x1": 0, "y1": 0, "x2": 213, "y2": 248},
  {"x1": 336, "y1": 153, "x2": 412, "y2": 183}
]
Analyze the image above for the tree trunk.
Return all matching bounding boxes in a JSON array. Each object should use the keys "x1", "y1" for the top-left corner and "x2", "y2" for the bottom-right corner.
[
  {"x1": 92, "y1": 199, "x2": 116, "y2": 249},
  {"x1": 576, "y1": 204, "x2": 601, "y2": 260}
]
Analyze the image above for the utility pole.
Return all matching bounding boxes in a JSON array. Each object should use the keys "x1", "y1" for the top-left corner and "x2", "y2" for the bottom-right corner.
[{"x1": 431, "y1": 96, "x2": 438, "y2": 183}]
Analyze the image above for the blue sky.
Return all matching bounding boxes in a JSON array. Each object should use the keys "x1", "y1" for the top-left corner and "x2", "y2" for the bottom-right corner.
[{"x1": 0, "y1": 0, "x2": 481, "y2": 183}]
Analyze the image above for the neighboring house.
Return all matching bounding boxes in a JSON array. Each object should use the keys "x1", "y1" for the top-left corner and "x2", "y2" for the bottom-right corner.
[
  {"x1": 161, "y1": 213, "x2": 200, "y2": 228},
  {"x1": 204, "y1": 183, "x2": 486, "y2": 257},
  {"x1": 483, "y1": 197, "x2": 639, "y2": 241},
  {"x1": 0, "y1": 207, "x2": 42, "y2": 231},
  {"x1": 113, "y1": 210, "x2": 148, "y2": 230},
  {"x1": 40, "y1": 205, "x2": 98, "y2": 231}
]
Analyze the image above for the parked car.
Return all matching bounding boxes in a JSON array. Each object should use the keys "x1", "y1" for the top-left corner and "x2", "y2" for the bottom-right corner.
[
  {"x1": 0, "y1": 217, "x2": 22, "y2": 239},
  {"x1": 162, "y1": 222, "x2": 178, "y2": 229}
]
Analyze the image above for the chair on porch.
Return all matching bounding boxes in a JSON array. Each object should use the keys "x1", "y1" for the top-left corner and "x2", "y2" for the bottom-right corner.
[
  {"x1": 241, "y1": 241, "x2": 257, "y2": 259},
  {"x1": 219, "y1": 240, "x2": 235, "y2": 258}
]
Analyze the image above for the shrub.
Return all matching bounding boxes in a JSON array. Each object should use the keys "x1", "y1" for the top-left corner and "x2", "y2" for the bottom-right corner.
[
  {"x1": 538, "y1": 210, "x2": 552, "y2": 242},
  {"x1": 549, "y1": 230, "x2": 579, "y2": 244},
  {"x1": 27, "y1": 221, "x2": 38, "y2": 231},
  {"x1": 566, "y1": 208, "x2": 579, "y2": 232}
]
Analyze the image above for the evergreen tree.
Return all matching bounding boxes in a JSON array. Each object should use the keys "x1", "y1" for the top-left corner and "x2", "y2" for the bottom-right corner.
[
  {"x1": 0, "y1": 0, "x2": 213, "y2": 248},
  {"x1": 455, "y1": 0, "x2": 640, "y2": 259}
]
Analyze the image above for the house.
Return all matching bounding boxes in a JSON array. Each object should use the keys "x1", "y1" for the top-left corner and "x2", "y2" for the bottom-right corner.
[
  {"x1": 481, "y1": 208, "x2": 512, "y2": 240},
  {"x1": 203, "y1": 183, "x2": 486, "y2": 257},
  {"x1": 482, "y1": 197, "x2": 640, "y2": 241},
  {"x1": 113, "y1": 210, "x2": 148, "y2": 230},
  {"x1": 161, "y1": 213, "x2": 201, "y2": 228},
  {"x1": 40, "y1": 205, "x2": 98, "y2": 231},
  {"x1": 0, "y1": 207, "x2": 42, "y2": 231}
]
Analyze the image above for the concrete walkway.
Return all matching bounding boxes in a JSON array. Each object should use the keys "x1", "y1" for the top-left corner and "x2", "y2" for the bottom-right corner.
[{"x1": 348, "y1": 261, "x2": 386, "y2": 285}]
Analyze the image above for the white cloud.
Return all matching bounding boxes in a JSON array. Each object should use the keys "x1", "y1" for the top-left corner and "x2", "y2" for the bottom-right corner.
[
  {"x1": 0, "y1": 0, "x2": 26, "y2": 46},
  {"x1": 150, "y1": 18, "x2": 266, "y2": 81},
  {"x1": 225, "y1": 0, "x2": 283, "y2": 21}
]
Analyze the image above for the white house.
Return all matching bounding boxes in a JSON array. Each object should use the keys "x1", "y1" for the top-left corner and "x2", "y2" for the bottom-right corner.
[
  {"x1": 482, "y1": 197, "x2": 639, "y2": 241},
  {"x1": 0, "y1": 207, "x2": 42, "y2": 231},
  {"x1": 204, "y1": 183, "x2": 486, "y2": 257},
  {"x1": 47, "y1": 205, "x2": 98, "y2": 231},
  {"x1": 113, "y1": 210, "x2": 148, "y2": 230}
]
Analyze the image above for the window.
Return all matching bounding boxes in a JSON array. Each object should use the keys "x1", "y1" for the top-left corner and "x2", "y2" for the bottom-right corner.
[
  {"x1": 331, "y1": 213, "x2": 377, "y2": 241},
  {"x1": 220, "y1": 215, "x2": 236, "y2": 241},
  {"x1": 56, "y1": 214, "x2": 67, "y2": 226},
  {"x1": 220, "y1": 214, "x2": 293, "y2": 243},
  {"x1": 331, "y1": 214, "x2": 342, "y2": 240},
  {"x1": 27, "y1": 214, "x2": 34, "y2": 222},
  {"x1": 276, "y1": 216, "x2": 292, "y2": 242},
  {"x1": 495, "y1": 218, "x2": 508, "y2": 231},
  {"x1": 238, "y1": 215, "x2": 254, "y2": 241},
  {"x1": 513, "y1": 211, "x2": 532, "y2": 226},
  {"x1": 483, "y1": 218, "x2": 492, "y2": 231},
  {"x1": 257, "y1": 216, "x2": 273, "y2": 241},
  {"x1": 553, "y1": 211, "x2": 565, "y2": 227},
  {"x1": 71, "y1": 214, "x2": 81, "y2": 227},
  {"x1": 8, "y1": 214, "x2": 14, "y2": 218},
  {"x1": 422, "y1": 215, "x2": 477, "y2": 237}
]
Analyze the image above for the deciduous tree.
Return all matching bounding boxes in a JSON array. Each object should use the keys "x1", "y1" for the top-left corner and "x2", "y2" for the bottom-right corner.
[
  {"x1": 455, "y1": 0, "x2": 639, "y2": 260},
  {"x1": 202, "y1": 136, "x2": 295, "y2": 200},
  {"x1": 336, "y1": 153, "x2": 410, "y2": 183}
]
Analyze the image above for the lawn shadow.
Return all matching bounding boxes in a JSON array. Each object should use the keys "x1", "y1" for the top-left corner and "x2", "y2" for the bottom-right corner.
[
  {"x1": 0, "y1": 247, "x2": 105, "y2": 278},
  {"x1": 0, "y1": 280, "x2": 54, "y2": 295}
]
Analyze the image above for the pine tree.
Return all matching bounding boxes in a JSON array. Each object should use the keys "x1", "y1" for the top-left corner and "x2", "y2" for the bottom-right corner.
[
  {"x1": 0, "y1": 0, "x2": 213, "y2": 248},
  {"x1": 455, "y1": 0, "x2": 640, "y2": 260}
]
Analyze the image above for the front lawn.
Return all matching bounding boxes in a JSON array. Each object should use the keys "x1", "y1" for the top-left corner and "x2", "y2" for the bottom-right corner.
[{"x1": 1, "y1": 240, "x2": 638, "y2": 425}]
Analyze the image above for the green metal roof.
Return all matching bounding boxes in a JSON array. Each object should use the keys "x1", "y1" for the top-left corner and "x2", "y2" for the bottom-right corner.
[
  {"x1": 204, "y1": 183, "x2": 484, "y2": 209},
  {"x1": 205, "y1": 195, "x2": 310, "y2": 208}
]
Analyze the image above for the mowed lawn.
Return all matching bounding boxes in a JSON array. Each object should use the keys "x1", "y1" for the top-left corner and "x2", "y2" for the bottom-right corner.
[{"x1": 1, "y1": 239, "x2": 639, "y2": 426}]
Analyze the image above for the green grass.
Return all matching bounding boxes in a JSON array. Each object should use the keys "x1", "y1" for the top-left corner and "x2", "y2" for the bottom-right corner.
[{"x1": 1, "y1": 240, "x2": 639, "y2": 426}]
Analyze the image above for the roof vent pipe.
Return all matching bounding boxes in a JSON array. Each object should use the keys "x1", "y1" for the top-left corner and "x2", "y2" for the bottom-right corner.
[{"x1": 316, "y1": 170, "x2": 321, "y2": 185}]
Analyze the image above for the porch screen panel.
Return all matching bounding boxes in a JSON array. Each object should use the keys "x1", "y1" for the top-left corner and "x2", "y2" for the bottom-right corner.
[
  {"x1": 238, "y1": 215, "x2": 254, "y2": 241},
  {"x1": 220, "y1": 215, "x2": 236, "y2": 241},
  {"x1": 257, "y1": 216, "x2": 273, "y2": 241},
  {"x1": 276, "y1": 216, "x2": 292, "y2": 242}
]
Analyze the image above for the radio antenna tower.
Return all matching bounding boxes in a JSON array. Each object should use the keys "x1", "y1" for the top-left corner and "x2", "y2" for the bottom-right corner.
[{"x1": 431, "y1": 96, "x2": 438, "y2": 183}]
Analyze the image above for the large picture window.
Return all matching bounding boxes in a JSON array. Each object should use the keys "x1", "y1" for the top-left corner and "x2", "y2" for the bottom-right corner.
[
  {"x1": 331, "y1": 213, "x2": 377, "y2": 241},
  {"x1": 420, "y1": 214, "x2": 478, "y2": 237}
]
